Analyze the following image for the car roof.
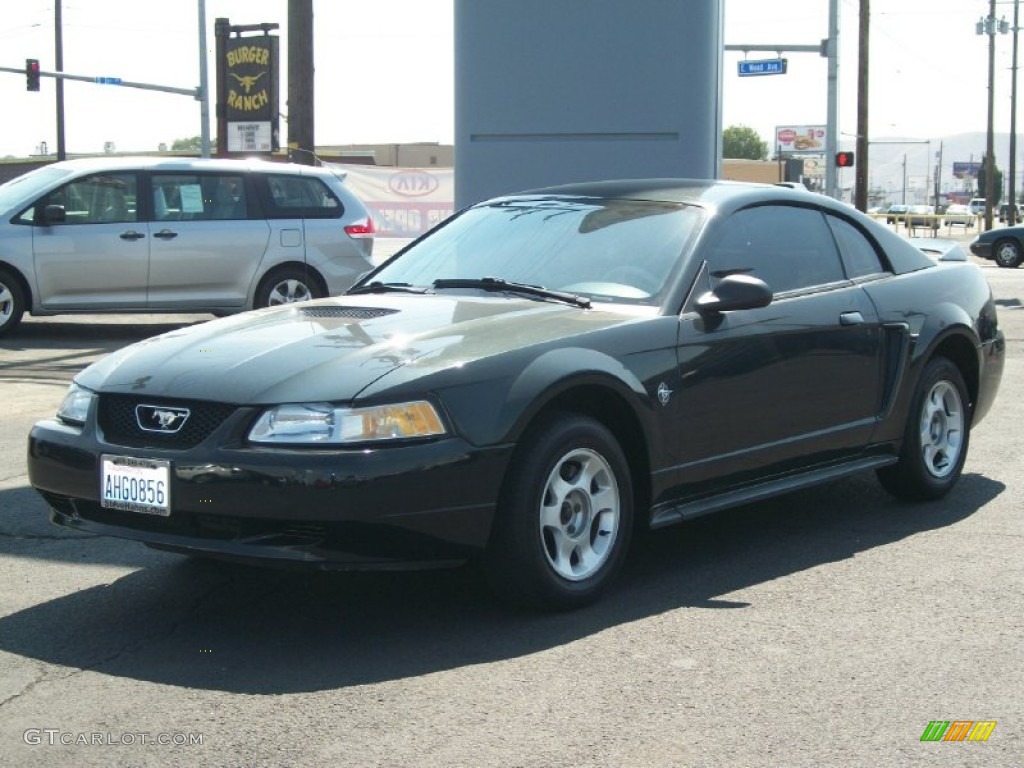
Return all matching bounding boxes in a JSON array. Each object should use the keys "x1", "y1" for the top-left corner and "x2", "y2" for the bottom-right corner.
[
  {"x1": 39, "y1": 155, "x2": 338, "y2": 178},
  {"x1": 504, "y1": 177, "x2": 855, "y2": 217}
]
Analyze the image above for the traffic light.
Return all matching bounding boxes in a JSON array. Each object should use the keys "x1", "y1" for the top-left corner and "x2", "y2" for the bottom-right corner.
[
  {"x1": 26, "y1": 59, "x2": 40, "y2": 91},
  {"x1": 835, "y1": 151, "x2": 855, "y2": 168}
]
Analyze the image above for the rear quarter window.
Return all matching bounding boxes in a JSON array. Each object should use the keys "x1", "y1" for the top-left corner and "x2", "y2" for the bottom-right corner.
[{"x1": 258, "y1": 174, "x2": 344, "y2": 219}]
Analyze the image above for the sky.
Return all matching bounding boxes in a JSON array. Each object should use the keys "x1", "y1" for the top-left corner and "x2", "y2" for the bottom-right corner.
[{"x1": 0, "y1": 0, "x2": 1012, "y2": 165}]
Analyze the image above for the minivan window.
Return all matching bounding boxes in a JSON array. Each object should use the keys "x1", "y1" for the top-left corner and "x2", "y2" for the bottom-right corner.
[
  {"x1": 261, "y1": 174, "x2": 342, "y2": 219},
  {"x1": 150, "y1": 173, "x2": 249, "y2": 221},
  {"x1": 37, "y1": 172, "x2": 138, "y2": 224}
]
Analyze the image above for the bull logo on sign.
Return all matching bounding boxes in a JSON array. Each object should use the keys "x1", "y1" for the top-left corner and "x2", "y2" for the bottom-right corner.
[{"x1": 230, "y1": 71, "x2": 265, "y2": 94}]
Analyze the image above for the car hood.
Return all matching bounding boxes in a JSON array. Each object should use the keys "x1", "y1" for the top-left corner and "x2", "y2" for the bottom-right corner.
[{"x1": 76, "y1": 295, "x2": 654, "y2": 403}]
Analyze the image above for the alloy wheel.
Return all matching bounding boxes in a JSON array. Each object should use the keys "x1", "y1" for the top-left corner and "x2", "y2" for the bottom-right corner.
[{"x1": 538, "y1": 447, "x2": 621, "y2": 582}]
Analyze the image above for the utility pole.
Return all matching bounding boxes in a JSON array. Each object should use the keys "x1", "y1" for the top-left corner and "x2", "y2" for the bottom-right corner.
[
  {"x1": 1010, "y1": 0, "x2": 1020, "y2": 225},
  {"x1": 854, "y1": 0, "x2": 869, "y2": 211},
  {"x1": 985, "y1": 0, "x2": 998, "y2": 230},
  {"x1": 55, "y1": 0, "x2": 65, "y2": 160},
  {"x1": 825, "y1": 0, "x2": 840, "y2": 199},
  {"x1": 287, "y1": 0, "x2": 315, "y2": 165},
  {"x1": 198, "y1": 0, "x2": 210, "y2": 158}
]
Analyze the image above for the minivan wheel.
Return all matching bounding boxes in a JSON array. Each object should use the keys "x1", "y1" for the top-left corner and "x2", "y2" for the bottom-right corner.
[
  {"x1": 254, "y1": 267, "x2": 325, "y2": 308},
  {"x1": 0, "y1": 268, "x2": 26, "y2": 337},
  {"x1": 993, "y1": 239, "x2": 1023, "y2": 268}
]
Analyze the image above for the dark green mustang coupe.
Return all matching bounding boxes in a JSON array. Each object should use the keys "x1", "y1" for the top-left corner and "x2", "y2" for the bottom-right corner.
[{"x1": 29, "y1": 180, "x2": 1005, "y2": 610}]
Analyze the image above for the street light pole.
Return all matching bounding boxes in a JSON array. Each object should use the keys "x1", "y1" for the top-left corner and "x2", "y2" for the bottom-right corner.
[
  {"x1": 1010, "y1": 0, "x2": 1020, "y2": 225},
  {"x1": 986, "y1": 0, "x2": 997, "y2": 231}
]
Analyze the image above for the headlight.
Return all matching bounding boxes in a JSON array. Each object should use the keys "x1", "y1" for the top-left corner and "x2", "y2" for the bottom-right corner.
[
  {"x1": 248, "y1": 401, "x2": 447, "y2": 444},
  {"x1": 56, "y1": 383, "x2": 95, "y2": 426}
]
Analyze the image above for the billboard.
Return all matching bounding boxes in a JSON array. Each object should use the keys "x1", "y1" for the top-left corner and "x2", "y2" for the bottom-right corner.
[
  {"x1": 952, "y1": 161, "x2": 982, "y2": 179},
  {"x1": 775, "y1": 125, "x2": 826, "y2": 155}
]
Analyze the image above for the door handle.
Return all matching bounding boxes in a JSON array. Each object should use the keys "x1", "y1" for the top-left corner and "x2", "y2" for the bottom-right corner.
[
  {"x1": 153, "y1": 229, "x2": 178, "y2": 240},
  {"x1": 839, "y1": 311, "x2": 865, "y2": 326},
  {"x1": 119, "y1": 230, "x2": 145, "y2": 240}
]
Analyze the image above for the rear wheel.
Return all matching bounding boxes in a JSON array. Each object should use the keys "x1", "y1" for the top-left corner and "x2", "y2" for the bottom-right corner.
[
  {"x1": 254, "y1": 266, "x2": 324, "y2": 308},
  {"x1": 993, "y1": 238, "x2": 1023, "y2": 268},
  {"x1": 877, "y1": 357, "x2": 970, "y2": 501},
  {"x1": 485, "y1": 413, "x2": 633, "y2": 610},
  {"x1": 0, "y1": 268, "x2": 26, "y2": 337}
]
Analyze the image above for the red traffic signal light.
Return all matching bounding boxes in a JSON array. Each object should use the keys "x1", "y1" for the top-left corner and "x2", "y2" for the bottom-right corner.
[
  {"x1": 26, "y1": 58, "x2": 40, "y2": 91},
  {"x1": 835, "y1": 151, "x2": 855, "y2": 168}
]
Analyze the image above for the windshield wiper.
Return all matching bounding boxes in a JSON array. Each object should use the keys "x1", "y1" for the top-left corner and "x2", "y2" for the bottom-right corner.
[
  {"x1": 431, "y1": 277, "x2": 591, "y2": 309},
  {"x1": 347, "y1": 281, "x2": 429, "y2": 295}
]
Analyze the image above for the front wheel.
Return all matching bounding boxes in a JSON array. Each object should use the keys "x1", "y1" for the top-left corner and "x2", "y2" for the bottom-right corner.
[
  {"x1": 485, "y1": 413, "x2": 633, "y2": 610},
  {"x1": 993, "y1": 238, "x2": 1023, "y2": 268},
  {"x1": 877, "y1": 357, "x2": 970, "y2": 501}
]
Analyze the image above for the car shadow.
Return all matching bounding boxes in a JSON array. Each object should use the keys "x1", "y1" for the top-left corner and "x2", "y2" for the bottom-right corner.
[{"x1": 0, "y1": 471, "x2": 1003, "y2": 695}]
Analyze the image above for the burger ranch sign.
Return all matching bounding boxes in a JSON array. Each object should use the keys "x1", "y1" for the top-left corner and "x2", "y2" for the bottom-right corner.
[
  {"x1": 227, "y1": 46, "x2": 271, "y2": 112},
  {"x1": 216, "y1": 20, "x2": 280, "y2": 154}
]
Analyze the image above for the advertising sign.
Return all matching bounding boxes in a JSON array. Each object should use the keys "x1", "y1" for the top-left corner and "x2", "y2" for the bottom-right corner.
[
  {"x1": 775, "y1": 125, "x2": 826, "y2": 155},
  {"x1": 329, "y1": 164, "x2": 454, "y2": 239},
  {"x1": 219, "y1": 28, "x2": 279, "y2": 154},
  {"x1": 952, "y1": 161, "x2": 982, "y2": 179}
]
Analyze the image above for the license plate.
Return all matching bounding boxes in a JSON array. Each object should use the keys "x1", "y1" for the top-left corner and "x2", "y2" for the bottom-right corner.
[{"x1": 100, "y1": 455, "x2": 171, "y2": 516}]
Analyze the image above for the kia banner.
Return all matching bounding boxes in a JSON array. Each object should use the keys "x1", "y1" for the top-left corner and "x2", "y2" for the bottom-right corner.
[{"x1": 328, "y1": 164, "x2": 454, "y2": 238}]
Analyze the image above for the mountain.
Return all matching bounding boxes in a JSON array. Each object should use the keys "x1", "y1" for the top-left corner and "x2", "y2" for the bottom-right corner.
[{"x1": 844, "y1": 132, "x2": 1019, "y2": 205}]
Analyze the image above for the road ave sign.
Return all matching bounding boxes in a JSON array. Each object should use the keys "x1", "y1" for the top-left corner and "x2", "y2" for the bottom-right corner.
[
  {"x1": 738, "y1": 58, "x2": 788, "y2": 77},
  {"x1": 94, "y1": 77, "x2": 123, "y2": 85}
]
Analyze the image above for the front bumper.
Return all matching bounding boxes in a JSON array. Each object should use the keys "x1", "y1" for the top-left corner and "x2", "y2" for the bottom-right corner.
[
  {"x1": 969, "y1": 240, "x2": 991, "y2": 259},
  {"x1": 28, "y1": 417, "x2": 513, "y2": 569}
]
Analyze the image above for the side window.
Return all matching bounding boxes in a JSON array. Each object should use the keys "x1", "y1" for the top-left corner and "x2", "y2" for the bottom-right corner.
[
  {"x1": 707, "y1": 205, "x2": 845, "y2": 294},
  {"x1": 825, "y1": 215, "x2": 886, "y2": 278},
  {"x1": 150, "y1": 173, "x2": 249, "y2": 222},
  {"x1": 40, "y1": 173, "x2": 137, "y2": 224},
  {"x1": 261, "y1": 174, "x2": 342, "y2": 219}
]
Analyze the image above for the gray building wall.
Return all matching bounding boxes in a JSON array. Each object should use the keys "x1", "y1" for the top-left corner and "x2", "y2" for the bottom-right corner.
[{"x1": 454, "y1": 0, "x2": 723, "y2": 208}]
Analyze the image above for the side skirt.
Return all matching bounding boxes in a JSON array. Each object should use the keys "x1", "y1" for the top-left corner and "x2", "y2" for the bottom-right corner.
[{"x1": 649, "y1": 455, "x2": 898, "y2": 529}]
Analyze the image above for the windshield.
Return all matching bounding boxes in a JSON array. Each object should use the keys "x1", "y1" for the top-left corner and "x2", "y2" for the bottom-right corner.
[
  {"x1": 367, "y1": 196, "x2": 703, "y2": 305},
  {"x1": 0, "y1": 166, "x2": 71, "y2": 213}
]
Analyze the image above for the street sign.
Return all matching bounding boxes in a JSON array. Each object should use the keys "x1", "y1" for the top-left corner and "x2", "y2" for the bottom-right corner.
[
  {"x1": 94, "y1": 76, "x2": 123, "y2": 85},
  {"x1": 738, "y1": 59, "x2": 788, "y2": 77}
]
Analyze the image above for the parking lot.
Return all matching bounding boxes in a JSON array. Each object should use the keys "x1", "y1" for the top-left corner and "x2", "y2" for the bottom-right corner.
[{"x1": 1, "y1": 237, "x2": 1022, "y2": 767}]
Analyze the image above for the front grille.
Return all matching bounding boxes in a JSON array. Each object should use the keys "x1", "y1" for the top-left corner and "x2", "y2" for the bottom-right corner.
[
  {"x1": 299, "y1": 306, "x2": 398, "y2": 320},
  {"x1": 98, "y1": 395, "x2": 236, "y2": 449}
]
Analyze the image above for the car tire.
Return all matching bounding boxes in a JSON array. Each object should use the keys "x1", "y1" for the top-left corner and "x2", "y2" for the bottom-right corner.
[
  {"x1": 484, "y1": 413, "x2": 633, "y2": 611},
  {"x1": 992, "y1": 239, "x2": 1023, "y2": 268},
  {"x1": 254, "y1": 266, "x2": 325, "y2": 308},
  {"x1": 876, "y1": 357, "x2": 971, "y2": 501},
  {"x1": 0, "y1": 267, "x2": 26, "y2": 338}
]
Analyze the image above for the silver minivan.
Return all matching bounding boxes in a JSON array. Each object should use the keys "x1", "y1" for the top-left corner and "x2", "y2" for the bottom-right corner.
[{"x1": 0, "y1": 156, "x2": 375, "y2": 336}]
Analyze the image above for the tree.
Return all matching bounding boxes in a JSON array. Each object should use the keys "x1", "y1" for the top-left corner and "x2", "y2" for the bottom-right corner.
[
  {"x1": 976, "y1": 155, "x2": 1004, "y2": 208},
  {"x1": 723, "y1": 125, "x2": 768, "y2": 160},
  {"x1": 170, "y1": 136, "x2": 202, "y2": 152}
]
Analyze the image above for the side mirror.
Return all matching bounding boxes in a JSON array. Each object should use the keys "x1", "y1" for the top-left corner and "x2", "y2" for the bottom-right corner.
[
  {"x1": 42, "y1": 204, "x2": 66, "y2": 224},
  {"x1": 696, "y1": 274, "x2": 773, "y2": 314}
]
